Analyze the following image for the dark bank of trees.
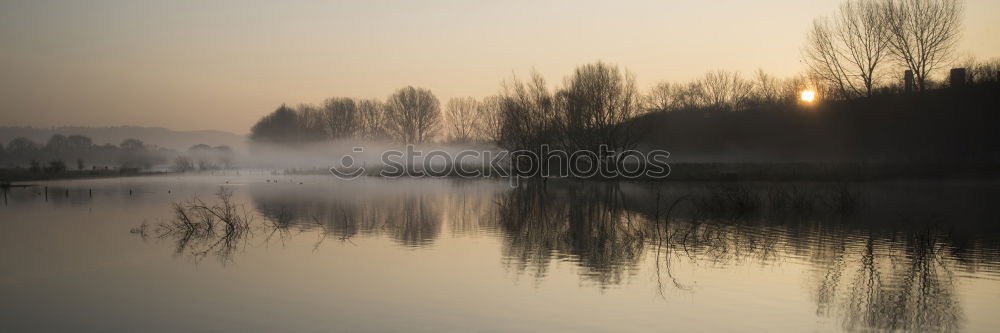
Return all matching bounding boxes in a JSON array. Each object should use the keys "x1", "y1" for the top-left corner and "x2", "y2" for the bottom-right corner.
[
  {"x1": 0, "y1": 135, "x2": 172, "y2": 172},
  {"x1": 250, "y1": 86, "x2": 440, "y2": 145},
  {"x1": 249, "y1": 62, "x2": 644, "y2": 154},
  {"x1": 0, "y1": 134, "x2": 238, "y2": 176},
  {"x1": 638, "y1": 82, "x2": 1000, "y2": 163}
]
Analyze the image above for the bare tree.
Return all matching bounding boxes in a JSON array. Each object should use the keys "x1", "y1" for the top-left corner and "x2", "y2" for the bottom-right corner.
[
  {"x1": 476, "y1": 95, "x2": 504, "y2": 144},
  {"x1": 646, "y1": 81, "x2": 676, "y2": 113},
  {"x1": 384, "y1": 86, "x2": 441, "y2": 144},
  {"x1": 556, "y1": 62, "x2": 643, "y2": 151},
  {"x1": 805, "y1": 0, "x2": 891, "y2": 98},
  {"x1": 957, "y1": 55, "x2": 1000, "y2": 83},
  {"x1": 356, "y1": 98, "x2": 386, "y2": 141},
  {"x1": 675, "y1": 81, "x2": 709, "y2": 110},
  {"x1": 296, "y1": 103, "x2": 330, "y2": 142},
  {"x1": 496, "y1": 71, "x2": 557, "y2": 152},
  {"x1": 701, "y1": 70, "x2": 753, "y2": 111},
  {"x1": 321, "y1": 97, "x2": 358, "y2": 139},
  {"x1": 644, "y1": 80, "x2": 711, "y2": 112},
  {"x1": 750, "y1": 69, "x2": 782, "y2": 105},
  {"x1": 882, "y1": 0, "x2": 964, "y2": 91},
  {"x1": 445, "y1": 97, "x2": 480, "y2": 143},
  {"x1": 780, "y1": 74, "x2": 813, "y2": 103}
]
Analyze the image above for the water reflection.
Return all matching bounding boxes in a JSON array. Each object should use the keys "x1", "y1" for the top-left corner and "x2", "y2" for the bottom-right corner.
[
  {"x1": 131, "y1": 178, "x2": 1000, "y2": 332},
  {"x1": 810, "y1": 230, "x2": 963, "y2": 332},
  {"x1": 133, "y1": 187, "x2": 255, "y2": 264},
  {"x1": 252, "y1": 187, "x2": 444, "y2": 247}
]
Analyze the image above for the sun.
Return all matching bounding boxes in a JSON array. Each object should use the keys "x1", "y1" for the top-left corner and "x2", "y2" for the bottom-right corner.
[{"x1": 800, "y1": 90, "x2": 816, "y2": 103}]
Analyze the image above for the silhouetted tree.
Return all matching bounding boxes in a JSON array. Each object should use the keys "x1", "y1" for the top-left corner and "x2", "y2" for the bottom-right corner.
[
  {"x1": 750, "y1": 69, "x2": 784, "y2": 105},
  {"x1": 445, "y1": 97, "x2": 479, "y2": 143},
  {"x1": 496, "y1": 71, "x2": 557, "y2": 152},
  {"x1": 120, "y1": 138, "x2": 146, "y2": 151},
  {"x1": 384, "y1": 86, "x2": 441, "y2": 144},
  {"x1": 476, "y1": 95, "x2": 504, "y2": 143},
  {"x1": 805, "y1": 0, "x2": 891, "y2": 98},
  {"x1": 645, "y1": 80, "x2": 711, "y2": 112},
  {"x1": 357, "y1": 99, "x2": 387, "y2": 140},
  {"x1": 250, "y1": 104, "x2": 325, "y2": 145},
  {"x1": 957, "y1": 56, "x2": 1000, "y2": 83},
  {"x1": 645, "y1": 81, "x2": 677, "y2": 112},
  {"x1": 883, "y1": 0, "x2": 964, "y2": 91},
  {"x1": 66, "y1": 135, "x2": 93, "y2": 150},
  {"x1": 321, "y1": 97, "x2": 358, "y2": 139},
  {"x1": 296, "y1": 103, "x2": 330, "y2": 142},
  {"x1": 701, "y1": 69, "x2": 753, "y2": 111},
  {"x1": 6, "y1": 137, "x2": 39, "y2": 157},
  {"x1": 556, "y1": 61, "x2": 643, "y2": 152}
]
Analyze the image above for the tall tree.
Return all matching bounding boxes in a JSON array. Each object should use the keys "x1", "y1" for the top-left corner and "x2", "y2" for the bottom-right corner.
[
  {"x1": 476, "y1": 95, "x2": 505, "y2": 143},
  {"x1": 384, "y1": 86, "x2": 441, "y2": 144},
  {"x1": 701, "y1": 70, "x2": 753, "y2": 111},
  {"x1": 357, "y1": 99, "x2": 387, "y2": 141},
  {"x1": 805, "y1": 0, "x2": 891, "y2": 98},
  {"x1": 645, "y1": 81, "x2": 677, "y2": 113},
  {"x1": 882, "y1": 0, "x2": 964, "y2": 91},
  {"x1": 496, "y1": 71, "x2": 557, "y2": 152},
  {"x1": 445, "y1": 97, "x2": 479, "y2": 143},
  {"x1": 321, "y1": 97, "x2": 358, "y2": 139},
  {"x1": 557, "y1": 62, "x2": 643, "y2": 152},
  {"x1": 250, "y1": 104, "x2": 308, "y2": 144}
]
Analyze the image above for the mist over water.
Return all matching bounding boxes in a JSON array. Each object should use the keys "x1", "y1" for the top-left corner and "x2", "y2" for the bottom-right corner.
[{"x1": 242, "y1": 140, "x2": 500, "y2": 171}]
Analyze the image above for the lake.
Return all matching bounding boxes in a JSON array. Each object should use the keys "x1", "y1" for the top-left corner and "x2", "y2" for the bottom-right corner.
[{"x1": 2, "y1": 173, "x2": 999, "y2": 332}]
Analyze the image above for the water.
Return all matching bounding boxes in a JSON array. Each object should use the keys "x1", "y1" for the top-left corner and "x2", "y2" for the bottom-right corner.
[{"x1": 2, "y1": 174, "x2": 999, "y2": 332}]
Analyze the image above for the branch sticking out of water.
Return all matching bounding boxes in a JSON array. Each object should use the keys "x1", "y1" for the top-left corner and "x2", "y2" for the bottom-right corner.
[{"x1": 136, "y1": 187, "x2": 254, "y2": 263}]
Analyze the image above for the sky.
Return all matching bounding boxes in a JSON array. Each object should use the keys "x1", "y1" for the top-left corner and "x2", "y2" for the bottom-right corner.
[{"x1": 1, "y1": 0, "x2": 998, "y2": 134}]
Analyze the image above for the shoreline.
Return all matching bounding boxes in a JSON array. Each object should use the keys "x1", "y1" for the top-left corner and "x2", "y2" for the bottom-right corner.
[{"x1": 5, "y1": 162, "x2": 998, "y2": 185}]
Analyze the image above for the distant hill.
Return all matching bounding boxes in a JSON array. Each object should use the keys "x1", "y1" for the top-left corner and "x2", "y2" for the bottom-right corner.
[{"x1": 0, "y1": 126, "x2": 247, "y2": 152}]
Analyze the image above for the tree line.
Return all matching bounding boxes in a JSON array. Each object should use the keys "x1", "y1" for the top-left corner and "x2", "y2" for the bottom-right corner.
[
  {"x1": 803, "y1": 0, "x2": 989, "y2": 97},
  {"x1": 0, "y1": 135, "x2": 235, "y2": 173},
  {"x1": 244, "y1": 0, "x2": 995, "y2": 161},
  {"x1": 249, "y1": 86, "x2": 441, "y2": 145}
]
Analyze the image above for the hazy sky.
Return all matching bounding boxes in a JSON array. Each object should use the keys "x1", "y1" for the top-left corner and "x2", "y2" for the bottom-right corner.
[{"x1": 1, "y1": 0, "x2": 997, "y2": 134}]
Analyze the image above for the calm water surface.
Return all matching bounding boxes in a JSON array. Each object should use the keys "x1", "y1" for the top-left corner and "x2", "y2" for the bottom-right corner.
[{"x1": 2, "y1": 174, "x2": 999, "y2": 332}]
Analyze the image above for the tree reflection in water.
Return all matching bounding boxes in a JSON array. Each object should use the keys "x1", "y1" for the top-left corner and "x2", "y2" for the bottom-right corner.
[
  {"x1": 811, "y1": 229, "x2": 962, "y2": 332},
  {"x1": 135, "y1": 179, "x2": 1000, "y2": 332}
]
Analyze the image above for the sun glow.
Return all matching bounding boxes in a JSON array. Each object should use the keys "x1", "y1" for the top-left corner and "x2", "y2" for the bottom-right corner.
[{"x1": 800, "y1": 90, "x2": 816, "y2": 103}]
